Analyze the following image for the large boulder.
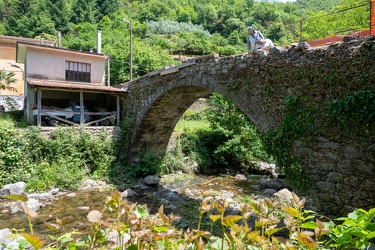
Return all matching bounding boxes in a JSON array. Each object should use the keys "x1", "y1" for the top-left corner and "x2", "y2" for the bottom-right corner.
[
  {"x1": 242, "y1": 162, "x2": 278, "y2": 178},
  {"x1": 1, "y1": 182, "x2": 26, "y2": 195},
  {"x1": 144, "y1": 175, "x2": 161, "y2": 186}
]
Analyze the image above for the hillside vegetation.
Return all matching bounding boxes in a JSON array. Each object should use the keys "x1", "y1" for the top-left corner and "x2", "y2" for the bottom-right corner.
[{"x1": 0, "y1": 0, "x2": 370, "y2": 84}]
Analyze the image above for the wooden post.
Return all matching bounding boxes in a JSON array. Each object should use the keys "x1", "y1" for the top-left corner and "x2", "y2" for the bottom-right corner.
[
  {"x1": 80, "y1": 92, "x2": 84, "y2": 126},
  {"x1": 37, "y1": 89, "x2": 42, "y2": 126}
]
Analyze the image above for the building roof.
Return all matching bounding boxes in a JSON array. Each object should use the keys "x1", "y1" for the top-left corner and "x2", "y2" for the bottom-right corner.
[
  {"x1": 27, "y1": 79, "x2": 126, "y2": 94},
  {"x1": 0, "y1": 35, "x2": 55, "y2": 47},
  {"x1": 16, "y1": 41, "x2": 107, "y2": 64}
]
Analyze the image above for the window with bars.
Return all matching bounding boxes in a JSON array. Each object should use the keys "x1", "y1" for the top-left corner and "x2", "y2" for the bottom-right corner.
[{"x1": 65, "y1": 61, "x2": 91, "y2": 82}]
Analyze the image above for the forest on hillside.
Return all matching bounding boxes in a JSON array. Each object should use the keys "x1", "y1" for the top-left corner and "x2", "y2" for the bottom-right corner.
[{"x1": 0, "y1": 0, "x2": 370, "y2": 84}]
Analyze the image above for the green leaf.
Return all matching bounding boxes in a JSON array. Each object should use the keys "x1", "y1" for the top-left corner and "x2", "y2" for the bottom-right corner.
[
  {"x1": 126, "y1": 244, "x2": 138, "y2": 250},
  {"x1": 221, "y1": 215, "x2": 242, "y2": 227},
  {"x1": 154, "y1": 225, "x2": 168, "y2": 233},
  {"x1": 45, "y1": 222, "x2": 60, "y2": 232},
  {"x1": 210, "y1": 214, "x2": 221, "y2": 223},
  {"x1": 134, "y1": 205, "x2": 148, "y2": 219},
  {"x1": 5, "y1": 194, "x2": 28, "y2": 202},
  {"x1": 265, "y1": 227, "x2": 283, "y2": 238},
  {"x1": 301, "y1": 221, "x2": 317, "y2": 230},
  {"x1": 282, "y1": 206, "x2": 299, "y2": 217},
  {"x1": 366, "y1": 231, "x2": 375, "y2": 239},
  {"x1": 21, "y1": 233, "x2": 44, "y2": 249}
]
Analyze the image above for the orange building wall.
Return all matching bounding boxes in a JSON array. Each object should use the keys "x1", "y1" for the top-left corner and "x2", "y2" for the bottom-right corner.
[{"x1": 0, "y1": 44, "x2": 24, "y2": 96}]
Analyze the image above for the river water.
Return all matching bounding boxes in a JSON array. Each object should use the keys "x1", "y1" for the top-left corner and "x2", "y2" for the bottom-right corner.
[{"x1": 0, "y1": 173, "x2": 268, "y2": 244}]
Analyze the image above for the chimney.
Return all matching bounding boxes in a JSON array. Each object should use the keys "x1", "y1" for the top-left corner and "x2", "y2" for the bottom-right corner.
[
  {"x1": 97, "y1": 29, "x2": 102, "y2": 54},
  {"x1": 40, "y1": 34, "x2": 44, "y2": 45},
  {"x1": 58, "y1": 31, "x2": 61, "y2": 48}
]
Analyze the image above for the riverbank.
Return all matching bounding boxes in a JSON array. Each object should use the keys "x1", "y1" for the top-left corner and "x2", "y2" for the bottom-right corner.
[{"x1": 0, "y1": 170, "x2": 295, "y2": 246}]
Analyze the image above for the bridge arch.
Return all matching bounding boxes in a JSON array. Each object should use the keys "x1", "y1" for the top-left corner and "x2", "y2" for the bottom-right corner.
[
  {"x1": 119, "y1": 38, "x2": 375, "y2": 216},
  {"x1": 121, "y1": 54, "x2": 278, "y2": 161}
]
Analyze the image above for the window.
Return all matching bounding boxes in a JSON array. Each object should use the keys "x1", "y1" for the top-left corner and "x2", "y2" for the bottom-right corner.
[{"x1": 65, "y1": 61, "x2": 91, "y2": 82}]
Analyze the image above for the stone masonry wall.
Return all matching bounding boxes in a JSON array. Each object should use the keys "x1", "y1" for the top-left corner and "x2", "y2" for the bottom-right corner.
[
  {"x1": 119, "y1": 37, "x2": 375, "y2": 216},
  {"x1": 296, "y1": 136, "x2": 375, "y2": 217}
]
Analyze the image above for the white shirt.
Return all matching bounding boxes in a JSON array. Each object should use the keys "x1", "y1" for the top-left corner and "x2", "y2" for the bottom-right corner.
[{"x1": 258, "y1": 39, "x2": 274, "y2": 50}]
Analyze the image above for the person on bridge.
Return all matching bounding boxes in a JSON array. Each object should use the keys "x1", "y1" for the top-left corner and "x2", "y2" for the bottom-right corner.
[
  {"x1": 247, "y1": 26, "x2": 264, "y2": 55},
  {"x1": 254, "y1": 37, "x2": 274, "y2": 51}
]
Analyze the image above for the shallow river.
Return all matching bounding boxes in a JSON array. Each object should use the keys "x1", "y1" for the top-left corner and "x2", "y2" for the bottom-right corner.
[{"x1": 0, "y1": 174, "x2": 267, "y2": 243}]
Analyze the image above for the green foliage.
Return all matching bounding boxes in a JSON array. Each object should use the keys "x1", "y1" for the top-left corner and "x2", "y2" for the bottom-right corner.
[
  {"x1": 147, "y1": 19, "x2": 210, "y2": 36},
  {"x1": 0, "y1": 118, "x2": 31, "y2": 185},
  {"x1": 182, "y1": 109, "x2": 207, "y2": 121},
  {"x1": 70, "y1": 0, "x2": 98, "y2": 24},
  {"x1": 6, "y1": 190, "x2": 374, "y2": 249},
  {"x1": 262, "y1": 96, "x2": 315, "y2": 190},
  {"x1": 27, "y1": 159, "x2": 86, "y2": 192},
  {"x1": 169, "y1": 94, "x2": 270, "y2": 175},
  {"x1": 179, "y1": 129, "x2": 212, "y2": 168},
  {"x1": 302, "y1": 0, "x2": 369, "y2": 41},
  {"x1": 0, "y1": 110, "x2": 26, "y2": 127},
  {"x1": 129, "y1": 151, "x2": 162, "y2": 177},
  {"x1": 206, "y1": 93, "x2": 271, "y2": 166},
  {"x1": 0, "y1": 70, "x2": 17, "y2": 92},
  {"x1": 0, "y1": 0, "x2": 354, "y2": 47},
  {"x1": 160, "y1": 136, "x2": 186, "y2": 174},
  {"x1": 0, "y1": 119, "x2": 116, "y2": 189},
  {"x1": 325, "y1": 87, "x2": 375, "y2": 129},
  {"x1": 324, "y1": 208, "x2": 375, "y2": 249}
]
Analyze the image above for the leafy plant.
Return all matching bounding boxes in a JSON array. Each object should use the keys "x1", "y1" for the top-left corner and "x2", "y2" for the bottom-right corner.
[
  {"x1": 0, "y1": 70, "x2": 17, "y2": 93},
  {"x1": 3, "y1": 190, "x2": 375, "y2": 249},
  {"x1": 205, "y1": 93, "x2": 271, "y2": 167},
  {"x1": 262, "y1": 95, "x2": 315, "y2": 190},
  {"x1": 325, "y1": 87, "x2": 375, "y2": 129},
  {"x1": 324, "y1": 208, "x2": 375, "y2": 249},
  {"x1": 0, "y1": 118, "x2": 116, "y2": 190}
]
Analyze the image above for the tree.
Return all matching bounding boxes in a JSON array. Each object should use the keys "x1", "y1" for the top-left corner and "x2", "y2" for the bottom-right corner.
[
  {"x1": 71, "y1": 0, "x2": 99, "y2": 24},
  {"x1": 0, "y1": 71, "x2": 17, "y2": 93},
  {"x1": 137, "y1": 0, "x2": 176, "y2": 22},
  {"x1": 205, "y1": 93, "x2": 270, "y2": 166},
  {"x1": 27, "y1": 0, "x2": 57, "y2": 37},
  {"x1": 97, "y1": 0, "x2": 120, "y2": 20},
  {"x1": 3, "y1": 0, "x2": 32, "y2": 36},
  {"x1": 177, "y1": 5, "x2": 198, "y2": 23},
  {"x1": 46, "y1": 0, "x2": 72, "y2": 34}
]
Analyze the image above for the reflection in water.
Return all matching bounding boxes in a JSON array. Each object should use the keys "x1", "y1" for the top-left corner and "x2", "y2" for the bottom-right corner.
[{"x1": 0, "y1": 174, "x2": 267, "y2": 243}]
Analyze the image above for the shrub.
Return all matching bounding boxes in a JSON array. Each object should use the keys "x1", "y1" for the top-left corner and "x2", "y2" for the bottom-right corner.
[
  {"x1": 0, "y1": 118, "x2": 30, "y2": 185},
  {"x1": 0, "y1": 119, "x2": 116, "y2": 190}
]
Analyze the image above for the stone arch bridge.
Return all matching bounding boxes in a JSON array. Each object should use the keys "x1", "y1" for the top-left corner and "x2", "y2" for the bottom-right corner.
[{"x1": 118, "y1": 38, "x2": 375, "y2": 216}]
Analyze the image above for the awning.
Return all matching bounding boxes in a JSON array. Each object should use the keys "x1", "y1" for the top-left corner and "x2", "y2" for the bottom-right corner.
[{"x1": 27, "y1": 78, "x2": 126, "y2": 94}]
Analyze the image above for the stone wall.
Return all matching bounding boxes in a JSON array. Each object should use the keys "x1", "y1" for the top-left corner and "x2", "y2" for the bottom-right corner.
[
  {"x1": 118, "y1": 37, "x2": 375, "y2": 216},
  {"x1": 296, "y1": 136, "x2": 375, "y2": 217},
  {"x1": 39, "y1": 126, "x2": 121, "y2": 141}
]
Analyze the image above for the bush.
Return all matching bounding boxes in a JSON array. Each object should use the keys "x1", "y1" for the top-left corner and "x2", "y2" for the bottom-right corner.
[
  {"x1": 0, "y1": 118, "x2": 30, "y2": 185},
  {"x1": 0, "y1": 120, "x2": 116, "y2": 190}
]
